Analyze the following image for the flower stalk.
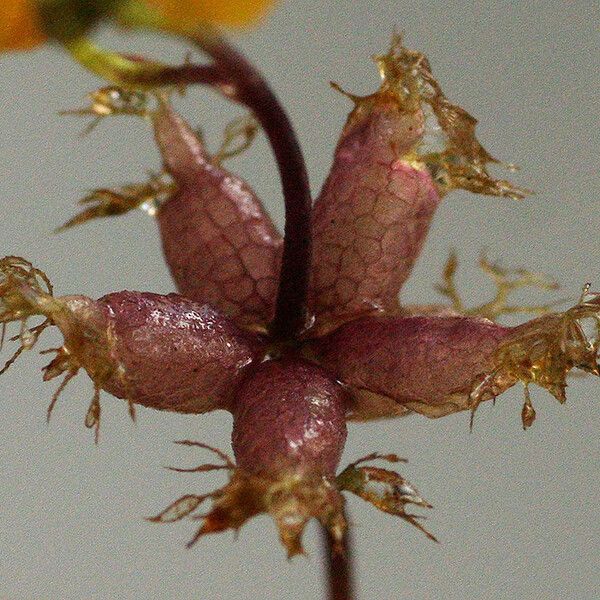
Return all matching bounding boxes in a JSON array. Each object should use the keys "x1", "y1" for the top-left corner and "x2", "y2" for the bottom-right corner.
[{"x1": 323, "y1": 519, "x2": 354, "y2": 600}]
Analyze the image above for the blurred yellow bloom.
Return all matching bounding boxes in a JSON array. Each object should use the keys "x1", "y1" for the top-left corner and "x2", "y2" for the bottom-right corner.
[
  {"x1": 0, "y1": 0, "x2": 277, "y2": 52},
  {"x1": 144, "y1": 0, "x2": 278, "y2": 28},
  {"x1": 0, "y1": 1, "x2": 47, "y2": 51}
]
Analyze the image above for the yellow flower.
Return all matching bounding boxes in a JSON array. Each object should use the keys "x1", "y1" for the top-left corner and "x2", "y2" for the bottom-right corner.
[
  {"x1": 0, "y1": 1, "x2": 47, "y2": 51},
  {"x1": 144, "y1": 0, "x2": 278, "y2": 28},
  {"x1": 0, "y1": 0, "x2": 278, "y2": 52}
]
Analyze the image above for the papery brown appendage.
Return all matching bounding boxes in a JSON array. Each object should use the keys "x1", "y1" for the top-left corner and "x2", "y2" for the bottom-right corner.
[{"x1": 337, "y1": 453, "x2": 436, "y2": 542}]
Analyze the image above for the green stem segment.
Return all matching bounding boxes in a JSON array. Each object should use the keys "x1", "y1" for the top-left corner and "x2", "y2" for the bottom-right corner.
[{"x1": 66, "y1": 38, "x2": 228, "y2": 90}]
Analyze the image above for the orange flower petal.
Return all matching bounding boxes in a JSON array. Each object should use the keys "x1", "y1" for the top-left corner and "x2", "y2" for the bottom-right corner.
[
  {"x1": 144, "y1": 0, "x2": 278, "y2": 28},
  {"x1": 0, "y1": 0, "x2": 47, "y2": 51}
]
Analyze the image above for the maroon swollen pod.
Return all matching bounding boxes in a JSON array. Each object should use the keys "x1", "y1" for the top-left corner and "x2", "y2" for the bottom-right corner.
[
  {"x1": 309, "y1": 37, "x2": 529, "y2": 336},
  {"x1": 309, "y1": 58, "x2": 440, "y2": 334},
  {"x1": 152, "y1": 98, "x2": 283, "y2": 330},
  {"x1": 59, "y1": 89, "x2": 284, "y2": 331},
  {"x1": 94, "y1": 291, "x2": 265, "y2": 413},
  {"x1": 310, "y1": 293, "x2": 600, "y2": 427},
  {"x1": 231, "y1": 358, "x2": 348, "y2": 475},
  {"x1": 154, "y1": 359, "x2": 350, "y2": 557},
  {"x1": 0, "y1": 257, "x2": 265, "y2": 437}
]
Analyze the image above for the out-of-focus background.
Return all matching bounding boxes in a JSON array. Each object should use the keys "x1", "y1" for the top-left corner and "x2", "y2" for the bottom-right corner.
[{"x1": 0, "y1": 1, "x2": 598, "y2": 598}]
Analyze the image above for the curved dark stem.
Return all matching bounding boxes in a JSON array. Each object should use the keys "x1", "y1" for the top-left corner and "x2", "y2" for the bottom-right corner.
[
  {"x1": 323, "y1": 522, "x2": 354, "y2": 600},
  {"x1": 141, "y1": 63, "x2": 229, "y2": 90},
  {"x1": 190, "y1": 32, "x2": 312, "y2": 341}
]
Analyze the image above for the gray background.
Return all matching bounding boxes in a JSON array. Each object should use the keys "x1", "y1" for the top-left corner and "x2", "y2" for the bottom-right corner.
[{"x1": 0, "y1": 1, "x2": 599, "y2": 598}]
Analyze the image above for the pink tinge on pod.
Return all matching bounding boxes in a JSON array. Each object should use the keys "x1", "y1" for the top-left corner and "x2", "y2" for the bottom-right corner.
[
  {"x1": 311, "y1": 300, "x2": 600, "y2": 425},
  {"x1": 308, "y1": 35, "x2": 529, "y2": 337},
  {"x1": 231, "y1": 358, "x2": 347, "y2": 476},
  {"x1": 152, "y1": 100, "x2": 283, "y2": 330},
  {"x1": 150, "y1": 358, "x2": 349, "y2": 558},
  {"x1": 311, "y1": 314, "x2": 511, "y2": 419},
  {"x1": 223, "y1": 358, "x2": 349, "y2": 556},
  {"x1": 55, "y1": 291, "x2": 265, "y2": 415},
  {"x1": 309, "y1": 59, "x2": 440, "y2": 335}
]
